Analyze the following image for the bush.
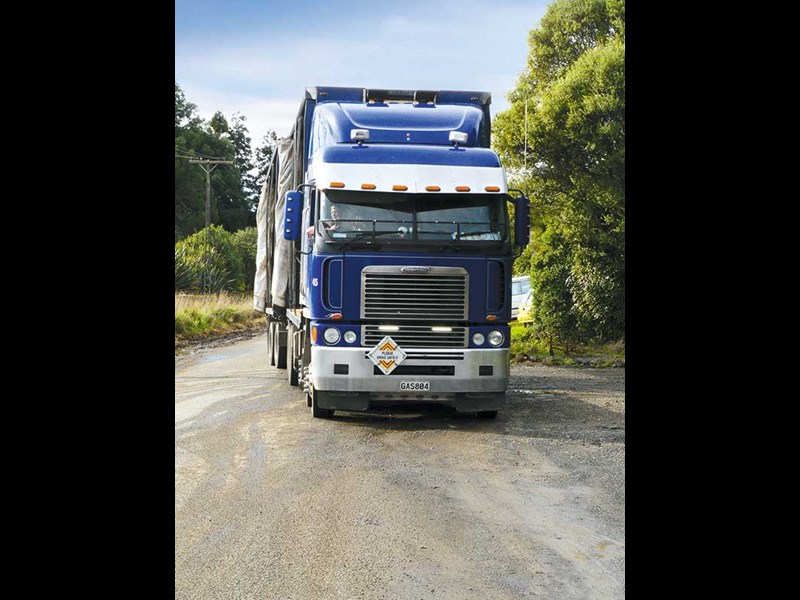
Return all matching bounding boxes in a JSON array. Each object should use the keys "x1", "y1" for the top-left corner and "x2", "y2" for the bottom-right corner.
[
  {"x1": 232, "y1": 227, "x2": 257, "y2": 291},
  {"x1": 175, "y1": 225, "x2": 242, "y2": 292}
]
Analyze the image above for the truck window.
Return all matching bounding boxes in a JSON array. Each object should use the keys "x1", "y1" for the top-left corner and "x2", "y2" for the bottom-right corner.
[{"x1": 318, "y1": 190, "x2": 508, "y2": 243}]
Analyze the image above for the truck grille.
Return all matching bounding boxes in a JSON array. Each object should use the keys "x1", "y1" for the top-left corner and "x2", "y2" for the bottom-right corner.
[
  {"x1": 363, "y1": 325, "x2": 467, "y2": 348},
  {"x1": 361, "y1": 266, "x2": 468, "y2": 322}
]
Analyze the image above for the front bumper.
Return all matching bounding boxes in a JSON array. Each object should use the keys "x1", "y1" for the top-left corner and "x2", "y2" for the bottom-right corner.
[{"x1": 310, "y1": 346, "x2": 508, "y2": 411}]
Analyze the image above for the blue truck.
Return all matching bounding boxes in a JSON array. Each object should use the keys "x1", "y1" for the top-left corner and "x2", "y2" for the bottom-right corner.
[{"x1": 254, "y1": 86, "x2": 529, "y2": 419}]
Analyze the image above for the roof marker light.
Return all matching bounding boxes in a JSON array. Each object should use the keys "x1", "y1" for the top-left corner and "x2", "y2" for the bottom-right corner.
[
  {"x1": 449, "y1": 131, "x2": 468, "y2": 146},
  {"x1": 330, "y1": 182, "x2": 345, "y2": 188},
  {"x1": 425, "y1": 186, "x2": 441, "y2": 192},
  {"x1": 361, "y1": 183, "x2": 376, "y2": 190},
  {"x1": 392, "y1": 185, "x2": 408, "y2": 191},
  {"x1": 455, "y1": 186, "x2": 471, "y2": 192},
  {"x1": 485, "y1": 186, "x2": 501, "y2": 192}
]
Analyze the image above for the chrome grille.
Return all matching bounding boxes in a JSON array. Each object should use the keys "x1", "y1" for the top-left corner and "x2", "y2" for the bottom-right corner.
[
  {"x1": 361, "y1": 266, "x2": 468, "y2": 321},
  {"x1": 363, "y1": 325, "x2": 467, "y2": 348}
]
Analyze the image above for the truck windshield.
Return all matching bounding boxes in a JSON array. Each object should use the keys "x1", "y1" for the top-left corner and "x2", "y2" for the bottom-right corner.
[{"x1": 317, "y1": 190, "x2": 509, "y2": 244}]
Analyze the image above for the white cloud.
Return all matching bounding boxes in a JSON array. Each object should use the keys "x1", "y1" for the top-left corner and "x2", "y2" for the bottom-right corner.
[{"x1": 176, "y1": 1, "x2": 548, "y2": 149}]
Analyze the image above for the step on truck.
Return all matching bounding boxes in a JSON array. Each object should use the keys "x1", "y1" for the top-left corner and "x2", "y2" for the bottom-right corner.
[{"x1": 254, "y1": 86, "x2": 529, "y2": 418}]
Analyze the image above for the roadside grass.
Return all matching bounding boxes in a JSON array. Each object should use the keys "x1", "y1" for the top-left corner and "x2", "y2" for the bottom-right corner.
[
  {"x1": 175, "y1": 292, "x2": 264, "y2": 353},
  {"x1": 510, "y1": 322, "x2": 625, "y2": 367}
]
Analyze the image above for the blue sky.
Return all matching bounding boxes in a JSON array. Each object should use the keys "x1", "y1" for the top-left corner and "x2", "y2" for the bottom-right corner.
[{"x1": 175, "y1": 0, "x2": 550, "y2": 149}]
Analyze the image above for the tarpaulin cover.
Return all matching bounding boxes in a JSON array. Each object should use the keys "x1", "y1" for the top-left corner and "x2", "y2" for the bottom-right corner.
[{"x1": 253, "y1": 135, "x2": 294, "y2": 312}]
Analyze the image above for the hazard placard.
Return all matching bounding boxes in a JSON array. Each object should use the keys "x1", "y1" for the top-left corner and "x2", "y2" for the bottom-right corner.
[{"x1": 367, "y1": 336, "x2": 407, "y2": 375}]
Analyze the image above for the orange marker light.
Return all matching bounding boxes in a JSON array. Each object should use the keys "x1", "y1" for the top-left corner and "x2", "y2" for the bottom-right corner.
[
  {"x1": 455, "y1": 186, "x2": 471, "y2": 192},
  {"x1": 330, "y1": 182, "x2": 345, "y2": 188},
  {"x1": 486, "y1": 315, "x2": 498, "y2": 321},
  {"x1": 330, "y1": 313, "x2": 343, "y2": 320},
  {"x1": 361, "y1": 183, "x2": 376, "y2": 190},
  {"x1": 311, "y1": 327, "x2": 318, "y2": 342},
  {"x1": 392, "y1": 185, "x2": 408, "y2": 191},
  {"x1": 485, "y1": 186, "x2": 501, "y2": 192},
  {"x1": 425, "y1": 186, "x2": 441, "y2": 192}
]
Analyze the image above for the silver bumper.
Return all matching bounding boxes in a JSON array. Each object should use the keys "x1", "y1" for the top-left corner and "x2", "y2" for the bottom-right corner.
[{"x1": 310, "y1": 346, "x2": 509, "y2": 394}]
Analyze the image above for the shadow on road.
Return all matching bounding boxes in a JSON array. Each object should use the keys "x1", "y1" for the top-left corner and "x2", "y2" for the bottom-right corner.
[{"x1": 330, "y1": 382, "x2": 624, "y2": 446}]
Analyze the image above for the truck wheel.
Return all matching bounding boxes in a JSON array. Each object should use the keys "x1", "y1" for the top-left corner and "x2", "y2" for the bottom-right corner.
[
  {"x1": 266, "y1": 322, "x2": 275, "y2": 366},
  {"x1": 287, "y1": 323, "x2": 298, "y2": 386},
  {"x1": 274, "y1": 323, "x2": 287, "y2": 369},
  {"x1": 477, "y1": 411, "x2": 498, "y2": 419},
  {"x1": 312, "y1": 391, "x2": 333, "y2": 419}
]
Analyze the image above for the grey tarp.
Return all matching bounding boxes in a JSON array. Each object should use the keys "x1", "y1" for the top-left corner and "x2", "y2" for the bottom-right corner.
[{"x1": 253, "y1": 136, "x2": 294, "y2": 312}]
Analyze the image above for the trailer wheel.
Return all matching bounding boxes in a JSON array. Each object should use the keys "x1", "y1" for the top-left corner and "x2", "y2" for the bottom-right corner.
[
  {"x1": 266, "y1": 321, "x2": 275, "y2": 366},
  {"x1": 477, "y1": 410, "x2": 498, "y2": 419},
  {"x1": 274, "y1": 323, "x2": 287, "y2": 369},
  {"x1": 287, "y1": 322, "x2": 298, "y2": 386}
]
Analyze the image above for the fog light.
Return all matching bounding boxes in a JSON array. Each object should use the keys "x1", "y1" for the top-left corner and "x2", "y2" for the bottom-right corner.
[
  {"x1": 324, "y1": 328, "x2": 341, "y2": 344},
  {"x1": 472, "y1": 332, "x2": 485, "y2": 345},
  {"x1": 488, "y1": 330, "x2": 504, "y2": 346},
  {"x1": 343, "y1": 330, "x2": 357, "y2": 344}
]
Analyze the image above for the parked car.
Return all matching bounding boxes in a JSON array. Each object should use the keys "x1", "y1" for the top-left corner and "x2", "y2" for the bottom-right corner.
[
  {"x1": 516, "y1": 289, "x2": 534, "y2": 324},
  {"x1": 511, "y1": 275, "x2": 531, "y2": 320}
]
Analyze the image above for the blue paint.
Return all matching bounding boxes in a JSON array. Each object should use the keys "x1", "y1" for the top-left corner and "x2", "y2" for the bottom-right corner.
[
  {"x1": 317, "y1": 144, "x2": 501, "y2": 167},
  {"x1": 283, "y1": 191, "x2": 302, "y2": 240},
  {"x1": 308, "y1": 252, "x2": 512, "y2": 323},
  {"x1": 308, "y1": 102, "x2": 488, "y2": 161}
]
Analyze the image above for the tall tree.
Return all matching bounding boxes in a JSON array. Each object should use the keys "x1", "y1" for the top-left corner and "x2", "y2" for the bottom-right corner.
[
  {"x1": 175, "y1": 84, "x2": 257, "y2": 239},
  {"x1": 494, "y1": 0, "x2": 625, "y2": 345},
  {"x1": 228, "y1": 113, "x2": 259, "y2": 225},
  {"x1": 254, "y1": 130, "x2": 279, "y2": 196}
]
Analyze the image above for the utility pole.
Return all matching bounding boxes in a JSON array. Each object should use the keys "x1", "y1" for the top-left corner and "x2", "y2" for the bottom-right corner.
[{"x1": 189, "y1": 159, "x2": 233, "y2": 293}]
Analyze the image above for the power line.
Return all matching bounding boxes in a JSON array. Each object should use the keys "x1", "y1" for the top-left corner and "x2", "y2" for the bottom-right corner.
[{"x1": 175, "y1": 146, "x2": 227, "y2": 160}]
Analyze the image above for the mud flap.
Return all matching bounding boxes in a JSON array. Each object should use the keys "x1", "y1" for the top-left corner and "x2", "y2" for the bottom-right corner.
[{"x1": 315, "y1": 391, "x2": 370, "y2": 412}]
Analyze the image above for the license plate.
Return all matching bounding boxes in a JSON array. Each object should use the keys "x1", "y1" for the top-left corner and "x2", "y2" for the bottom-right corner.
[{"x1": 400, "y1": 381, "x2": 430, "y2": 391}]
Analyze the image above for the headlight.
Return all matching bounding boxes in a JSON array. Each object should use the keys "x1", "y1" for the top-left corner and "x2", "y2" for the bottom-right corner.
[
  {"x1": 472, "y1": 332, "x2": 485, "y2": 345},
  {"x1": 488, "y1": 330, "x2": 504, "y2": 346},
  {"x1": 323, "y1": 327, "x2": 341, "y2": 344},
  {"x1": 343, "y1": 330, "x2": 357, "y2": 344}
]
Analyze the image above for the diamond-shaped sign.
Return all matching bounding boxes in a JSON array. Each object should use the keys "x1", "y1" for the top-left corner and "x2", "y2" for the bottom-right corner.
[{"x1": 367, "y1": 336, "x2": 407, "y2": 375}]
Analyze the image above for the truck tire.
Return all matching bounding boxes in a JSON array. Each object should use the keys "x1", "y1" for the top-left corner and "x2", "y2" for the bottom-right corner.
[
  {"x1": 266, "y1": 321, "x2": 275, "y2": 366},
  {"x1": 287, "y1": 322, "x2": 298, "y2": 386},
  {"x1": 312, "y1": 390, "x2": 333, "y2": 419},
  {"x1": 274, "y1": 323, "x2": 287, "y2": 369},
  {"x1": 477, "y1": 410, "x2": 498, "y2": 419}
]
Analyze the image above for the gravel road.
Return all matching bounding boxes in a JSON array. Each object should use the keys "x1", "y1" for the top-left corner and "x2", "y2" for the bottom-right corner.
[{"x1": 175, "y1": 333, "x2": 625, "y2": 599}]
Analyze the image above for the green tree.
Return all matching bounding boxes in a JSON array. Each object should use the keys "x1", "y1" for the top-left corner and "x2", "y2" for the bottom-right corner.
[
  {"x1": 228, "y1": 113, "x2": 259, "y2": 226},
  {"x1": 494, "y1": 0, "x2": 625, "y2": 346},
  {"x1": 254, "y1": 130, "x2": 279, "y2": 195},
  {"x1": 530, "y1": 227, "x2": 583, "y2": 354},
  {"x1": 175, "y1": 84, "x2": 258, "y2": 240},
  {"x1": 175, "y1": 87, "x2": 236, "y2": 240}
]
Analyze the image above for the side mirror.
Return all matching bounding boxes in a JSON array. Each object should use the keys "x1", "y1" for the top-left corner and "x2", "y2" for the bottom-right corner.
[
  {"x1": 283, "y1": 191, "x2": 302, "y2": 240},
  {"x1": 514, "y1": 195, "x2": 530, "y2": 248}
]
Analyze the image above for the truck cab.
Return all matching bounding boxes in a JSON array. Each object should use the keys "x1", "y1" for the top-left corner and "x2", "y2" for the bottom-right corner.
[{"x1": 255, "y1": 87, "x2": 529, "y2": 418}]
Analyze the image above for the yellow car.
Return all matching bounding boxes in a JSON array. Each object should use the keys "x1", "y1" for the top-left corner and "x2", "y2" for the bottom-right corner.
[{"x1": 516, "y1": 290, "x2": 534, "y2": 324}]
